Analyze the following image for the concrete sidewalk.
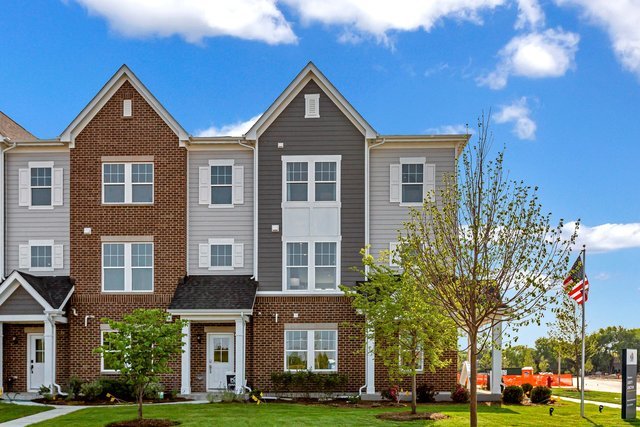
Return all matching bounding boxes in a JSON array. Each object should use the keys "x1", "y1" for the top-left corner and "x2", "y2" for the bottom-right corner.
[{"x1": 0, "y1": 405, "x2": 84, "y2": 427}]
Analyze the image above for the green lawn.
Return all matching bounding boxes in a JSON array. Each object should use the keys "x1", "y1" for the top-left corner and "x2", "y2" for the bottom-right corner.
[
  {"x1": 31, "y1": 401, "x2": 640, "y2": 427},
  {"x1": 0, "y1": 401, "x2": 52, "y2": 423},
  {"x1": 554, "y1": 388, "x2": 640, "y2": 405}
]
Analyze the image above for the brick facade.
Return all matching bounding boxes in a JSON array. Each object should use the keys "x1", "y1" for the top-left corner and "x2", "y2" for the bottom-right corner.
[{"x1": 374, "y1": 350, "x2": 458, "y2": 392}]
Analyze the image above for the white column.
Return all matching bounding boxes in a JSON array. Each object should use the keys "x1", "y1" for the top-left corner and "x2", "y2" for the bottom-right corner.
[
  {"x1": 235, "y1": 318, "x2": 245, "y2": 394},
  {"x1": 43, "y1": 318, "x2": 55, "y2": 392},
  {"x1": 366, "y1": 336, "x2": 375, "y2": 394},
  {"x1": 0, "y1": 322, "x2": 4, "y2": 393},
  {"x1": 180, "y1": 321, "x2": 191, "y2": 395},
  {"x1": 491, "y1": 321, "x2": 503, "y2": 394}
]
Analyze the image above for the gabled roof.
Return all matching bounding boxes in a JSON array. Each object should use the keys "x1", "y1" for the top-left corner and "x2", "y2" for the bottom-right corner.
[
  {"x1": 169, "y1": 275, "x2": 257, "y2": 312},
  {"x1": 245, "y1": 62, "x2": 377, "y2": 140},
  {"x1": 0, "y1": 111, "x2": 36, "y2": 140},
  {"x1": 0, "y1": 270, "x2": 74, "y2": 312},
  {"x1": 60, "y1": 64, "x2": 189, "y2": 146}
]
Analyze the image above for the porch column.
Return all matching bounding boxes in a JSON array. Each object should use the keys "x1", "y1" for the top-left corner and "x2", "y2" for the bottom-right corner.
[
  {"x1": 0, "y1": 322, "x2": 3, "y2": 393},
  {"x1": 43, "y1": 318, "x2": 56, "y2": 392},
  {"x1": 181, "y1": 321, "x2": 191, "y2": 395},
  {"x1": 234, "y1": 318, "x2": 245, "y2": 394},
  {"x1": 490, "y1": 321, "x2": 503, "y2": 394},
  {"x1": 365, "y1": 336, "x2": 375, "y2": 394}
]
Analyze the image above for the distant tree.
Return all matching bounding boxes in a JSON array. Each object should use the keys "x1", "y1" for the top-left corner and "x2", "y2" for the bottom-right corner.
[
  {"x1": 590, "y1": 326, "x2": 640, "y2": 373},
  {"x1": 400, "y1": 116, "x2": 578, "y2": 426},
  {"x1": 534, "y1": 337, "x2": 560, "y2": 374},
  {"x1": 343, "y1": 249, "x2": 457, "y2": 415},
  {"x1": 95, "y1": 309, "x2": 186, "y2": 421}
]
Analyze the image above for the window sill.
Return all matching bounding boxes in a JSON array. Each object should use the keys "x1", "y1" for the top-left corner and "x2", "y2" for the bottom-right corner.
[
  {"x1": 100, "y1": 370, "x2": 120, "y2": 374},
  {"x1": 101, "y1": 203, "x2": 154, "y2": 206},
  {"x1": 208, "y1": 204, "x2": 235, "y2": 209},
  {"x1": 208, "y1": 266, "x2": 234, "y2": 271},
  {"x1": 399, "y1": 202, "x2": 423, "y2": 207},
  {"x1": 29, "y1": 267, "x2": 54, "y2": 272},
  {"x1": 101, "y1": 291, "x2": 154, "y2": 295},
  {"x1": 281, "y1": 202, "x2": 341, "y2": 208},
  {"x1": 27, "y1": 205, "x2": 54, "y2": 210}
]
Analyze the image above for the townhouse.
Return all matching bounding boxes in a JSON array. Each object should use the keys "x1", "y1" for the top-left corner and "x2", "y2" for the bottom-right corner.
[{"x1": 0, "y1": 63, "x2": 468, "y2": 396}]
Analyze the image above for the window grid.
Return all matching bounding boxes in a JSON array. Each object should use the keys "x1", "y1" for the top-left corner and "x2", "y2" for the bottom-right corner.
[
  {"x1": 211, "y1": 244, "x2": 233, "y2": 268},
  {"x1": 30, "y1": 167, "x2": 52, "y2": 206},
  {"x1": 102, "y1": 243, "x2": 153, "y2": 292},
  {"x1": 401, "y1": 163, "x2": 424, "y2": 204},
  {"x1": 314, "y1": 162, "x2": 337, "y2": 202},
  {"x1": 210, "y1": 165, "x2": 233, "y2": 205},
  {"x1": 285, "y1": 330, "x2": 337, "y2": 372},
  {"x1": 103, "y1": 163, "x2": 154, "y2": 204},
  {"x1": 285, "y1": 330, "x2": 308, "y2": 370},
  {"x1": 314, "y1": 242, "x2": 337, "y2": 290},
  {"x1": 30, "y1": 246, "x2": 52, "y2": 269},
  {"x1": 286, "y1": 242, "x2": 308, "y2": 290},
  {"x1": 286, "y1": 162, "x2": 308, "y2": 201}
]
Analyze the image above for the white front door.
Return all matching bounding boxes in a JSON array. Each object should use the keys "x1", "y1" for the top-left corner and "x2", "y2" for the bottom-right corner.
[
  {"x1": 27, "y1": 334, "x2": 45, "y2": 391},
  {"x1": 207, "y1": 333, "x2": 234, "y2": 390}
]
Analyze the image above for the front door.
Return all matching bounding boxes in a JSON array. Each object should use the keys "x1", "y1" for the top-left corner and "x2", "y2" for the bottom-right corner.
[
  {"x1": 27, "y1": 334, "x2": 45, "y2": 391},
  {"x1": 207, "y1": 333, "x2": 234, "y2": 390}
]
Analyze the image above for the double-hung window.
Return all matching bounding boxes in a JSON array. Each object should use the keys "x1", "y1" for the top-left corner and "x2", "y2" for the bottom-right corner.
[
  {"x1": 315, "y1": 162, "x2": 336, "y2": 202},
  {"x1": 286, "y1": 162, "x2": 308, "y2": 202},
  {"x1": 102, "y1": 242, "x2": 153, "y2": 292},
  {"x1": 285, "y1": 329, "x2": 337, "y2": 371},
  {"x1": 401, "y1": 163, "x2": 424, "y2": 204},
  {"x1": 18, "y1": 161, "x2": 63, "y2": 208},
  {"x1": 103, "y1": 163, "x2": 153, "y2": 204},
  {"x1": 285, "y1": 159, "x2": 339, "y2": 202},
  {"x1": 211, "y1": 165, "x2": 232, "y2": 205},
  {"x1": 315, "y1": 242, "x2": 337, "y2": 289},
  {"x1": 19, "y1": 240, "x2": 63, "y2": 271},
  {"x1": 199, "y1": 160, "x2": 244, "y2": 207},
  {"x1": 101, "y1": 330, "x2": 120, "y2": 373},
  {"x1": 285, "y1": 241, "x2": 338, "y2": 291},
  {"x1": 390, "y1": 158, "x2": 435, "y2": 206},
  {"x1": 286, "y1": 242, "x2": 308, "y2": 290}
]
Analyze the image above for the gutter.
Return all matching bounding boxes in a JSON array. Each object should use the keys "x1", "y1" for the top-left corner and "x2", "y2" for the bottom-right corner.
[{"x1": 0, "y1": 138, "x2": 17, "y2": 280}]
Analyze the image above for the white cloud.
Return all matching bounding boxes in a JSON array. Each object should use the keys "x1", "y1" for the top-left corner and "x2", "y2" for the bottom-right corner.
[
  {"x1": 72, "y1": 0, "x2": 297, "y2": 45},
  {"x1": 425, "y1": 124, "x2": 473, "y2": 134},
  {"x1": 493, "y1": 97, "x2": 537, "y2": 140},
  {"x1": 195, "y1": 114, "x2": 261, "y2": 137},
  {"x1": 281, "y1": 0, "x2": 506, "y2": 45},
  {"x1": 515, "y1": 0, "x2": 545, "y2": 30},
  {"x1": 478, "y1": 28, "x2": 580, "y2": 89},
  {"x1": 564, "y1": 222, "x2": 640, "y2": 253},
  {"x1": 555, "y1": 0, "x2": 640, "y2": 79}
]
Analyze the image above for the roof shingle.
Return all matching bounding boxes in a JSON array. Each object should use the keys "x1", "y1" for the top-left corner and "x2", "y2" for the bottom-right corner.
[{"x1": 169, "y1": 275, "x2": 257, "y2": 311}]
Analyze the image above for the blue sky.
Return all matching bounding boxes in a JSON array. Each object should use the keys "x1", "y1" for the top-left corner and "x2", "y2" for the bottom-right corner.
[{"x1": 1, "y1": 0, "x2": 639, "y2": 346}]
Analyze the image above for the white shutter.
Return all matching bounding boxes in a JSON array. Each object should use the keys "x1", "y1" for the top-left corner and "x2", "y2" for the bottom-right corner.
[
  {"x1": 233, "y1": 243, "x2": 244, "y2": 268},
  {"x1": 19, "y1": 244, "x2": 30, "y2": 269},
  {"x1": 199, "y1": 167, "x2": 210, "y2": 205},
  {"x1": 233, "y1": 165, "x2": 244, "y2": 205},
  {"x1": 389, "y1": 164, "x2": 401, "y2": 203},
  {"x1": 199, "y1": 244, "x2": 209, "y2": 268},
  {"x1": 424, "y1": 164, "x2": 436, "y2": 202},
  {"x1": 18, "y1": 168, "x2": 30, "y2": 207},
  {"x1": 53, "y1": 244, "x2": 64, "y2": 269},
  {"x1": 52, "y1": 168, "x2": 64, "y2": 206}
]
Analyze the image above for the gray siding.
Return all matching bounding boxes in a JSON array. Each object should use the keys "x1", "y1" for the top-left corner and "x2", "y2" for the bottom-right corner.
[
  {"x1": 188, "y1": 149, "x2": 254, "y2": 275},
  {"x1": 370, "y1": 147, "x2": 455, "y2": 261},
  {"x1": 5, "y1": 151, "x2": 70, "y2": 276},
  {"x1": 258, "y1": 80, "x2": 365, "y2": 291},
  {"x1": 0, "y1": 286, "x2": 43, "y2": 315}
]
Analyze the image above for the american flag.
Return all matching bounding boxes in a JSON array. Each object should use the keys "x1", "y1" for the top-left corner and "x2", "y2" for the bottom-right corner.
[{"x1": 564, "y1": 256, "x2": 589, "y2": 304}]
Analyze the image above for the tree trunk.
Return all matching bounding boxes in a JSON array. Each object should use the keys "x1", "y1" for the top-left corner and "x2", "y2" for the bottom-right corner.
[
  {"x1": 411, "y1": 373, "x2": 417, "y2": 414},
  {"x1": 138, "y1": 388, "x2": 144, "y2": 421},
  {"x1": 469, "y1": 333, "x2": 478, "y2": 427}
]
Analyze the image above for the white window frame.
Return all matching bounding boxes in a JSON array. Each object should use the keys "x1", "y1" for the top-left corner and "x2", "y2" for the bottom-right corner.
[
  {"x1": 101, "y1": 242, "x2": 154, "y2": 293},
  {"x1": 284, "y1": 329, "x2": 338, "y2": 372},
  {"x1": 281, "y1": 155, "x2": 341, "y2": 207},
  {"x1": 399, "y1": 157, "x2": 426, "y2": 207},
  {"x1": 100, "y1": 329, "x2": 120, "y2": 373},
  {"x1": 282, "y1": 239, "x2": 340, "y2": 292},
  {"x1": 102, "y1": 162, "x2": 154, "y2": 205},
  {"x1": 28, "y1": 240, "x2": 54, "y2": 272},
  {"x1": 26, "y1": 161, "x2": 56, "y2": 210},
  {"x1": 208, "y1": 238, "x2": 234, "y2": 271},
  {"x1": 208, "y1": 159, "x2": 235, "y2": 208}
]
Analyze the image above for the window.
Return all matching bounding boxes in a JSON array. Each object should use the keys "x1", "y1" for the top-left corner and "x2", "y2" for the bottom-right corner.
[
  {"x1": 101, "y1": 330, "x2": 120, "y2": 372},
  {"x1": 102, "y1": 163, "x2": 154, "y2": 204},
  {"x1": 401, "y1": 163, "x2": 424, "y2": 204},
  {"x1": 31, "y1": 246, "x2": 52, "y2": 269},
  {"x1": 285, "y1": 329, "x2": 337, "y2": 371},
  {"x1": 102, "y1": 242, "x2": 153, "y2": 292},
  {"x1": 286, "y1": 242, "x2": 308, "y2": 290},
  {"x1": 304, "y1": 94, "x2": 320, "y2": 118},
  {"x1": 315, "y1": 242, "x2": 336, "y2": 290},
  {"x1": 315, "y1": 162, "x2": 336, "y2": 202},
  {"x1": 19, "y1": 240, "x2": 62, "y2": 271},
  {"x1": 34, "y1": 337, "x2": 45, "y2": 364},
  {"x1": 211, "y1": 244, "x2": 232, "y2": 268},
  {"x1": 389, "y1": 242, "x2": 400, "y2": 268},
  {"x1": 399, "y1": 341, "x2": 424, "y2": 372},
  {"x1": 199, "y1": 239, "x2": 243, "y2": 270},
  {"x1": 286, "y1": 162, "x2": 308, "y2": 202},
  {"x1": 212, "y1": 337, "x2": 230, "y2": 363},
  {"x1": 211, "y1": 165, "x2": 233, "y2": 205},
  {"x1": 19, "y1": 162, "x2": 63, "y2": 208},
  {"x1": 31, "y1": 167, "x2": 52, "y2": 206}
]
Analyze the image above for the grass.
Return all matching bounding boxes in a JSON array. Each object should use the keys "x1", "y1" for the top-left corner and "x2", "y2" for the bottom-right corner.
[
  {"x1": 31, "y1": 400, "x2": 640, "y2": 427},
  {"x1": 0, "y1": 401, "x2": 52, "y2": 423},
  {"x1": 554, "y1": 389, "x2": 640, "y2": 406}
]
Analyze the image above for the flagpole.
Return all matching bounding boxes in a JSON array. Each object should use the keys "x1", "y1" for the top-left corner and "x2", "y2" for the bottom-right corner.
[{"x1": 580, "y1": 245, "x2": 586, "y2": 418}]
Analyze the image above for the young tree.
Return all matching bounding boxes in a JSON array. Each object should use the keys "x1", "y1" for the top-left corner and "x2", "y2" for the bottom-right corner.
[
  {"x1": 343, "y1": 249, "x2": 457, "y2": 415},
  {"x1": 95, "y1": 309, "x2": 186, "y2": 421},
  {"x1": 400, "y1": 116, "x2": 578, "y2": 426}
]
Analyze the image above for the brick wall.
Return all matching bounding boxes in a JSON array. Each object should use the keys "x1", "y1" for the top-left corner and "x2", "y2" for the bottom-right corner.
[
  {"x1": 68, "y1": 79, "x2": 186, "y2": 387},
  {"x1": 374, "y1": 349, "x2": 458, "y2": 392},
  {"x1": 2, "y1": 324, "x2": 32, "y2": 391},
  {"x1": 249, "y1": 296, "x2": 366, "y2": 392}
]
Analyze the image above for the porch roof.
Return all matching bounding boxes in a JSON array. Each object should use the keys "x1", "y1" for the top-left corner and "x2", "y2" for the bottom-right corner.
[
  {"x1": 169, "y1": 275, "x2": 257, "y2": 311},
  {"x1": 16, "y1": 271, "x2": 74, "y2": 310}
]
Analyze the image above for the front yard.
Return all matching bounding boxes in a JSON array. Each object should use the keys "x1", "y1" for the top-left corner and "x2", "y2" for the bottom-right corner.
[
  {"x1": 553, "y1": 388, "x2": 640, "y2": 405},
  {"x1": 30, "y1": 401, "x2": 640, "y2": 426},
  {"x1": 0, "y1": 402, "x2": 52, "y2": 423}
]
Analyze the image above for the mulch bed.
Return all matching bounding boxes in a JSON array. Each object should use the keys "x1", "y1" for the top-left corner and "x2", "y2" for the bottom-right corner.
[
  {"x1": 376, "y1": 412, "x2": 449, "y2": 422},
  {"x1": 107, "y1": 419, "x2": 180, "y2": 427},
  {"x1": 32, "y1": 397, "x2": 190, "y2": 406}
]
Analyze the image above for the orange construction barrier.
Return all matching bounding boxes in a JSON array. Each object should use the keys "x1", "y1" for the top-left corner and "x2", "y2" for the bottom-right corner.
[{"x1": 458, "y1": 372, "x2": 574, "y2": 388}]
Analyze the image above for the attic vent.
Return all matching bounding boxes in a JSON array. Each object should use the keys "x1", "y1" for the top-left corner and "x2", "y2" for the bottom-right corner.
[
  {"x1": 304, "y1": 94, "x2": 320, "y2": 118},
  {"x1": 123, "y1": 99, "x2": 132, "y2": 117}
]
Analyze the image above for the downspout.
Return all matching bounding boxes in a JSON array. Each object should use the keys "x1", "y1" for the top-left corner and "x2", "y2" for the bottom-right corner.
[
  {"x1": 45, "y1": 312, "x2": 67, "y2": 397},
  {"x1": 1, "y1": 138, "x2": 17, "y2": 280},
  {"x1": 238, "y1": 139, "x2": 257, "y2": 281}
]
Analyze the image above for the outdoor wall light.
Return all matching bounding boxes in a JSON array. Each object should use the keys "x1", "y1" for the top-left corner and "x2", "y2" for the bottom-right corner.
[
  {"x1": 11, "y1": 336, "x2": 18, "y2": 344},
  {"x1": 197, "y1": 334, "x2": 202, "y2": 345},
  {"x1": 277, "y1": 142, "x2": 284, "y2": 149}
]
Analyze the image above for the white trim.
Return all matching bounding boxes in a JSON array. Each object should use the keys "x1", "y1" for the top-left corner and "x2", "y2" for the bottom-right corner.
[
  {"x1": 60, "y1": 65, "x2": 189, "y2": 146},
  {"x1": 27, "y1": 240, "x2": 55, "y2": 272},
  {"x1": 100, "y1": 329, "x2": 120, "y2": 373},
  {"x1": 101, "y1": 242, "x2": 154, "y2": 293},
  {"x1": 102, "y1": 162, "x2": 154, "y2": 205},
  {"x1": 398, "y1": 159, "x2": 427, "y2": 207},
  {"x1": 284, "y1": 329, "x2": 338, "y2": 372},
  {"x1": 0, "y1": 314, "x2": 47, "y2": 322},
  {"x1": 25, "y1": 161, "x2": 56, "y2": 210},
  {"x1": 256, "y1": 290, "x2": 344, "y2": 296},
  {"x1": 0, "y1": 271, "x2": 55, "y2": 311},
  {"x1": 304, "y1": 93, "x2": 320, "y2": 118},
  {"x1": 181, "y1": 321, "x2": 191, "y2": 394},
  {"x1": 208, "y1": 238, "x2": 235, "y2": 271},
  {"x1": 245, "y1": 62, "x2": 376, "y2": 139},
  {"x1": 282, "y1": 240, "x2": 341, "y2": 292}
]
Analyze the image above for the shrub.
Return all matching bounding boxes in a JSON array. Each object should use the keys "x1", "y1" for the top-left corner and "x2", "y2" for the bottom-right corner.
[
  {"x1": 416, "y1": 384, "x2": 438, "y2": 403},
  {"x1": 502, "y1": 386, "x2": 524, "y2": 404},
  {"x1": 221, "y1": 390, "x2": 241, "y2": 402},
  {"x1": 521, "y1": 383, "x2": 533, "y2": 397},
  {"x1": 38, "y1": 385, "x2": 51, "y2": 396},
  {"x1": 143, "y1": 382, "x2": 164, "y2": 399},
  {"x1": 381, "y1": 385, "x2": 400, "y2": 403},
  {"x1": 167, "y1": 389, "x2": 179, "y2": 400},
  {"x1": 68, "y1": 376, "x2": 84, "y2": 399},
  {"x1": 80, "y1": 380, "x2": 103, "y2": 401},
  {"x1": 270, "y1": 371, "x2": 347, "y2": 398},
  {"x1": 530, "y1": 386, "x2": 552, "y2": 404},
  {"x1": 98, "y1": 378, "x2": 134, "y2": 401},
  {"x1": 347, "y1": 394, "x2": 361, "y2": 404},
  {"x1": 451, "y1": 384, "x2": 470, "y2": 403}
]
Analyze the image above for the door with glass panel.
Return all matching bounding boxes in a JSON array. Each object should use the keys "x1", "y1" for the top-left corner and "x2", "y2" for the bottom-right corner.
[
  {"x1": 28, "y1": 334, "x2": 45, "y2": 391},
  {"x1": 207, "y1": 334, "x2": 234, "y2": 390}
]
